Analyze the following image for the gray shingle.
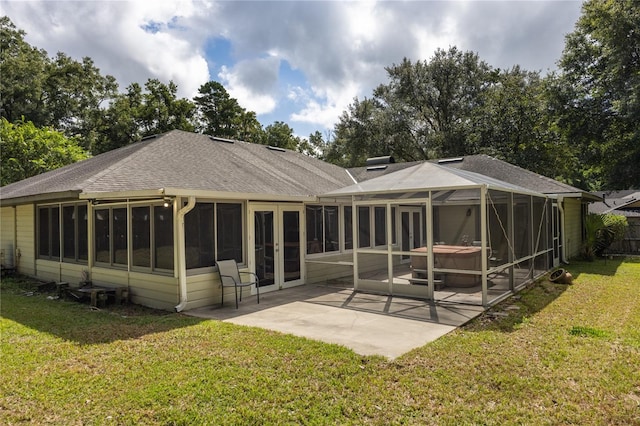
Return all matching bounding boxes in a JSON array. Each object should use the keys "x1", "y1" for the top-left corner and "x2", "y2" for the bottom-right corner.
[
  {"x1": 348, "y1": 154, "x2": 597, "y2": 198},
  {"x1": 0, "y1": 130, "x2": 354, "y2": 202}
]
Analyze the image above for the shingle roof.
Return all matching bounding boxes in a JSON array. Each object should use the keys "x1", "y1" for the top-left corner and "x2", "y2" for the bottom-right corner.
[
  {"x1": 347, "y1": 161, "x2": 423, "y2": 183},
  {"x1": 435, "y1": 155, "x2": 598, "y2": 199},
  {"x1": 327, "y1": 161, "x2": 543, "y2": 197},
  {"x1": 348, "y1": 154, "x2": 599, "y2": 200},
  {"x1": 589, "y1": 190, "x2": 640, "y2": 216},
  {"x1": 0, "y1": 130, "x2": 355, "y2": 203}
]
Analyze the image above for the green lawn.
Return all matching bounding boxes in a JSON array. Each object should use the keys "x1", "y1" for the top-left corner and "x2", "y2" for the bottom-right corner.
[{"x1": 2, "y1": 259, "x2": 639, "y2": 425}]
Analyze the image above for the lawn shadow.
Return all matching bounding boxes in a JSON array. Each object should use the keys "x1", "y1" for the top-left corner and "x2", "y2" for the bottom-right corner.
[
  {"x1": 465, "y1": 258, "x2": 631, "y2": 333},
  {"x1": 1, "y1": 276, "x2": 204, "y2": 345},
  {"x1": 464, "y1": 275, "x2": 569, "y2": 333},
  {"x1": 568, "y1": 256, "x2": 626, "y2": 279}
]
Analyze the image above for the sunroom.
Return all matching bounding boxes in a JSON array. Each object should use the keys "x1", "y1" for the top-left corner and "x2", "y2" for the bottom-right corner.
[{"x1": 320, "y1": 161, "x2": 554, "y2": 307}]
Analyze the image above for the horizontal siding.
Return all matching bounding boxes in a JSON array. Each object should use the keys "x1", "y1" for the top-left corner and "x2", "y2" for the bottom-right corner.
[
  {"x1": 88, "y1": 268, "x2": 179, "y2": 310},
  {"x1": 185, "y1": 269, "x2": 257, "y2": 310},
  {"x1": 60, "y1": 263, "x2": 88, "y2": 286},
  {"x1": 91, "y1": 267, "x2": 130, "y2": 287},
  {"x1": 128, "y1": 271, "x2": 179, "y2": 309},
  {"x1": 35, "y1": 260, "x2": 61, "y2": 282},
  {"x1": 564, "y1": 199, "x2": 582, "y2": 259},
  {"x1": 306, "y1": 253, "x2": 354, "y2": 284},
  {"x1": 16, "y1": 205, "x2": 35, "y2": 276},
  {"x1": 438, "y1": 205, "x2": 477, "y2": 246},
  {"x1": 0, "y1": 206, "x2": 16, "y2": 266},
  {"x1": 185, "y1": 273, "x2": 220, "y2": 310}
]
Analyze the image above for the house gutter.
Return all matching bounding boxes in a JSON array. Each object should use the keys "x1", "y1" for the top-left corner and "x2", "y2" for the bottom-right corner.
[
  {"x1": 557, "y1": 196, "x2": 569, "y2": 264},
  {"x1": 175, "y1": 196, "x2": 196, "y2": 312}
]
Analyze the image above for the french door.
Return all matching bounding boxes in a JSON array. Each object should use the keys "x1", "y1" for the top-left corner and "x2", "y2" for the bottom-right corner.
[
  {"x1": 400, "y1": 207, "x2": 423, "y2": 260},
  {"x1": 250, "y1": 204, "x2": 304, "y2": 292}
]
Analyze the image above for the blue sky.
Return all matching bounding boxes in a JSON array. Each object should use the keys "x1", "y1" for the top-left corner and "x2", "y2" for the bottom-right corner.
[{"x1": 3, "y1": 0, "x2": 584, "y2": 139}]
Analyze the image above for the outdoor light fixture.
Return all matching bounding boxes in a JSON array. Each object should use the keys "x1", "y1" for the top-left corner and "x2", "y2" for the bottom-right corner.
[{"x1": 163, "y1": 197, "x2": 173, "y2": 208}]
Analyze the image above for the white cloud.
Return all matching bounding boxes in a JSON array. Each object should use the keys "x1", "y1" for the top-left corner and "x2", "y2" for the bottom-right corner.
[
  {"x1": 4, "y1": 0, "x2": 210, "y2": 98},
  {"x1": 218, "y1": 57, "x2": 280, "y2": 114},
  {"x1": 3, "y1": 0, "x2": 583, "y2": 135}
]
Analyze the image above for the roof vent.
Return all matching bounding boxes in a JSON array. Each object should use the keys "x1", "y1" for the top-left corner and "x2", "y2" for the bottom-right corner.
[
  {"x1": 366, "y1": 165, "x2": 388, "y2": 171},
  {"x1": 266, "y1": 145, "x2": 286, "y2": 152},
  {"x1": 437, "y1": 157, "x2": 463, "y2": 164},
  {"x1": 209, "y1": 136, "x2": 235, "y2": 144},
  {"x1": 141, "y1": 134, "x2": 158, "y2": 141},
  {"x1": 366, "y1": 156, "x2": 395, "y2": 166}
]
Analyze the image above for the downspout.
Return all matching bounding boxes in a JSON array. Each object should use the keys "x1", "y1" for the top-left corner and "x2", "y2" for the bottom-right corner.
[
  {"x1": 175, "y1": 196, "x2": 196, "y2": 312},
  {"x1": 557, "y1": 196, "x2": 569, "y2": 264}
]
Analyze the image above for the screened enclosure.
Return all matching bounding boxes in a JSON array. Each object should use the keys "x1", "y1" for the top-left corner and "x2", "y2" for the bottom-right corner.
[{"x1": 322, "y1": 162, "x2": 553, "y2": 306}]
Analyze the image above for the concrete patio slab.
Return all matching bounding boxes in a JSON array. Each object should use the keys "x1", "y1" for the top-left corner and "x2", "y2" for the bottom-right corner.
[{"x1": 186, "y1": 284, "x2": 485, "y2": 359}]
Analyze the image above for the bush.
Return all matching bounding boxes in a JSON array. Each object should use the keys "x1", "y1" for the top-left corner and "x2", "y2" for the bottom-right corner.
[{"x1": 581, "y1": 213, "x2": 628, "y2": 260}]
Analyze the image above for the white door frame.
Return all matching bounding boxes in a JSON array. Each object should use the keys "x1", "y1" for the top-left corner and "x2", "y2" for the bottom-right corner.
[
  {"x1": 248, "y1": 203, "x2": 305, "y2": 293},
  {"x1": 398, "y1": 206, "x2": 423, "y2": 261},
  {"x1": 552, "y1": 202, "x2": 561, "y2": 267}
]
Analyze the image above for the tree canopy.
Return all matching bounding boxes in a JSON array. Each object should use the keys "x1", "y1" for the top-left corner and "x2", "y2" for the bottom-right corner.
[
  {"x1": 556, "y1": 0, "x2": 640, "y2": 189},
  {"x1": 321, "y1": 0, "x2": 639, "y2": 190},
  {"x1": 2, "y1": 0, "x2": 638, "y2": 190},
  {"x1": 0, "y1": 118, "x2": 89, "y2": 186},
  {"x1": 0, "y1": 16, "x2": 316, "y2": 184}
]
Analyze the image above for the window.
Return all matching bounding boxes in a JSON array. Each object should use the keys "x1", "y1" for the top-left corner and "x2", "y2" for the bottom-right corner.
[
  {"x1": 113, "y1": 208, "x2": 128, "y2": 265},
  {"x1": 217, "y1": 203, "x2": 243, "y2": 263},
  {"x1": 95, "y1": 205, "x2": 152, "y2": 268},
  {"x1": 391, "y1": 207, "x2": 397, "y2": 245},
  {"x1": 62, "y1": 204, "x2": 88, "y2": 262},
  {"x1": 358, "y1": 206, "x2": 370, "y2": 248},
  {"x1": 306, "y1": 205, "x2": 339, "y2": 254},
  {"x1": 306, "y1": 205, "x2": 323, "y2": 253},
  {"x1": 38, "y1": 205, "x2": 60, "y2": 259},
  {"x1": 184, "y1": 201, "x2": 244, "y2": 269},
  {"x1": 344, "y1": 206, "x2": 353, "y2": 250},
  {"x1": 154, "y1": 205, "x2": 174, "y2": 270},
  {"x1": 128, "y1": 204, "x2": 174, "y2": 271},
  {"x1": 374, "y1": 206, "x2": 386, "y2": 246},
  {"x1": 185, "y1": 203, "x2": 214, "y2": 269},
  {"x1": 63, "y1": 206, "x2": 75, "y2": 259},
  {"x1": 131, "y1": 206, "x2": 150, "y2": 267},
  {"x1": 77, "y1": 205, "x2": 88, "y2": 261},
  {"x1": 94, "y1": 208, "x2": 111, "y2": 263}
]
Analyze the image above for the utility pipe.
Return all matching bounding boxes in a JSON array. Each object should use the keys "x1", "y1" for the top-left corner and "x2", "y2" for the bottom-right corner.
[{"x1": 175, "y1": 196, "x2": 196, "y2": 312}]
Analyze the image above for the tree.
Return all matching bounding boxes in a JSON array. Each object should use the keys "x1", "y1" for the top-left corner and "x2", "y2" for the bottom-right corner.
[
  {"x1": 235, "y1": 110, "x2": 263, "y2": 144},
  {"x1": 558, "y1": 0, "x2": 640, "y2": 189},
  {"x1": 1, "y1": 17, "x2": 117, "y2": 151},
  {"x1": 92, "y1": 79, "x2": 198, "y2": 153},
  {"x1": 328, "y1": 97, "x2": 387, "y2": 167},
  {"x1": 260, "y1": 121, "x2": 300, "y2": 150},
  {"x1": 92, "y1": 83, "x2": 144, "y2": 154},
  {"x1": 374, "y1": 48, "x2": 493, "y2": 159},
  {"x1": 138, "y1": 79, "x2": 195, "y2": 136},
  {"x1": 301, "y1": 130, "x2": 328, "y2": 159},
  {"x1": 194, "y1": 81, "x2": 244, "y2": 138},
  {"x1": 326, "y1": 48, "x2": 496, "y2": 166},
  {"x1": 0, "y1": 16, "x2": 48, "y2": 124},
  {"x1": 0, "y1": 118, "x2": 89, "y2": 186},
  {"x1": 42, "y1": 53, "x2": 117, "y2": 148},
  {"x1": 470, "y1": 67, "x2": 576, "y2": 181}
]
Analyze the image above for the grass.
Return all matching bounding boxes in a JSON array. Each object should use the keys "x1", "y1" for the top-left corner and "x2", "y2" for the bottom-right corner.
[{"x1": 2, "y1": 258, "x2": 639, "y2": 425}]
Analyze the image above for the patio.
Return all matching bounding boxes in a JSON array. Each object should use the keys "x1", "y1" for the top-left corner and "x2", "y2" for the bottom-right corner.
[{"x1": 186, "y1": 282, "x2": 484, "y2": 359}]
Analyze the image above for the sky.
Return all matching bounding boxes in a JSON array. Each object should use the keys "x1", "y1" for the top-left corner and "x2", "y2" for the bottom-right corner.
[{"x1": 3, "y1": 0, "x2": 585, "y2": 139}]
